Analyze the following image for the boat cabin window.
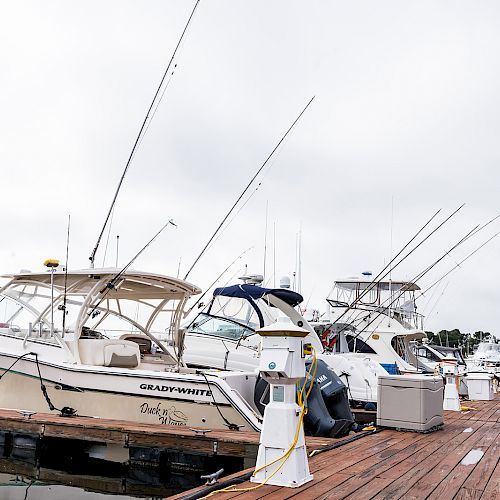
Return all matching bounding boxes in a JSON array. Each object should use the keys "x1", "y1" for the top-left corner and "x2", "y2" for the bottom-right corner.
[
  {"x1": 345, "y1": 334, "x2": 376, "y2": 354},
  {"x1": 476, "y1": 343, "x2": 500, "y2": 355},
  {"x1": 208, "y1": 295, "x2": 278, "y2": 329},
  {"x1": 434, "y1": 347, "x2": 466, "y2": 365},
  {"x1": 415, "y1": 347, "x2": 437, "y2": 361},
  {"x1": 188, "y1": 313, "x2": 255, "y2": 340}
]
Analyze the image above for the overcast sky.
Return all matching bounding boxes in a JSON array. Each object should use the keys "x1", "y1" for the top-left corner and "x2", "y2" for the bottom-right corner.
[{"x1": 1, "y1": 1, "x2": 499, "y2": 334}]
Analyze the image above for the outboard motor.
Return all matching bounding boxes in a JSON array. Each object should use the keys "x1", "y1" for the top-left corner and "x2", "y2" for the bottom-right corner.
[
  {"x1": 302, "y1": 359, "x2": 354, "y2": 437},
  {"x1": 254, "y1": 359, "x2": 355, "y2": 438}
]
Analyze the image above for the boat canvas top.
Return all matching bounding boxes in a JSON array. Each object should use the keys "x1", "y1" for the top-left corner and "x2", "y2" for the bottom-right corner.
[
  {"x1": 188, "y1": 282, "x2": 324, "y2": 352},
  {"x1": 0, "y1": 268, "x2": 201, "y2": 300},
  {"x1": 334, "y1": 279, "x2": 420, "y2": 292},
  {"x1": 213, "y1": 284, "x2": 303, "y2": 308},
  {"x1": 0, "y1": 268, "x2": 201, "y2": 366}
]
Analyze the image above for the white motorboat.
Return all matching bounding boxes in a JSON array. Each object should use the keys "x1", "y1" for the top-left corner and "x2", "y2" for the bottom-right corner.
[
  {"x1": 318, "y1": 278, "x2": 428, "y2": 373},
  {"x1": 182, "y1": 276, "x2": 385, "y2": 406},
  {"x1": 0, "y1": 268, "x2": 264, "y2": 431},
  {"x1": 413, "y1": 343, "x2": 467, "y2": 373},
  {"x1": 468, "y1": 341, "x2": 500, "y2": 370}
]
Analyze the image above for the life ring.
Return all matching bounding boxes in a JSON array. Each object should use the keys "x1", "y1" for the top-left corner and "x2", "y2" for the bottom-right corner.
[{"x1": 321, "y1": 328, "x2": 337, "y2": 350}]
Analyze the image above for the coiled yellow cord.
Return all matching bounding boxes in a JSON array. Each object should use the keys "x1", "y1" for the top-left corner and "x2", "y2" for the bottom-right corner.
[{"x1": 200, "y1": 347, "x2": 318, "y2": 498}]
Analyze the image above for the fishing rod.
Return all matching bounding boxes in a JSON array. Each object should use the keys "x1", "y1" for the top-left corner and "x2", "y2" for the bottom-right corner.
[
  {"x1": 184, "y1": 246, "x2": 254, "y2": 316},
  {"x1": 183, "y1": 96, "x2": 316, "y2": 280},
  {"x1": 328, "y1": 205, "x2": 463, "y2": 329},
  {"x1": 413, "y1": 213, "x2": 500, "y2": 301},
  {"x1": 327, "y1": 207, "x2": 443, "y2": 325},
  {"x1": 348, "y1": 222, "x2": 480, "y2": 334},
  {"x1": 87, "y1": 219, "x2": 177, "y2": 319},
  {"x1": 325, "y1": 205, "x2": 470, "y2": 344},
  {"x1": 347, "y1": 223, "x2": 492, "y2": 347},
  {"x1": 89, "y1": 0, "x2": 201, "y2": 268},
  {"x1": 420, "y1": 230, "x2": 500, "y2": 297},
  {"x1": 425, "y1": 281, "x2": 450, "y2": 321}
]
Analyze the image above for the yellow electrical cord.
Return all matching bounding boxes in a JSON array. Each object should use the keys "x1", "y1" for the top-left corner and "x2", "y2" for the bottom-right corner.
[{"x1": 200, "y1": 348, "x2": 318, "y2": 498}]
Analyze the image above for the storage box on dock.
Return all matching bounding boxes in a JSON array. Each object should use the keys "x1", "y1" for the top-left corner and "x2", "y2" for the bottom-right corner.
[
  {"x1": 465, "y1": 372, "x2": 494, "y2": 401},
  {"x1": 377, "y1": 375, "x2": 443, "y2": 432}
]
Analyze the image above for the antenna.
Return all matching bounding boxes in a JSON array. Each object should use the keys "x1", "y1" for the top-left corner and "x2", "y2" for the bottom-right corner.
[
  {"x1": 273, "y1": 222, "x2": 276, "y2": 288},
  {"x1": 389, "y1": 196, "x2": 394, "y2": 321},
  {"x1": 115, "y1": 235, "x2": 120, "y2": 268},
  {"x1": 177, "y1": 257, "x2": 182, "y2": 279},
  {"x1": 263, "y1": 201, "x2": 269, "y2": 280},
  {"x1": 89, "y1": 0, "x2": 201, "y2": 267},
  {"x1": 298, "y1": 223, "x2": 302, "y2": 294},
  {"x1": 61, "y1": 215, "x2": 71, "y2": 337}
]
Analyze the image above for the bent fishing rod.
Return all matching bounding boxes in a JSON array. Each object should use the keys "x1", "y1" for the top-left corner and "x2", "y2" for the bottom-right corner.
[
  {"x1": 183, "y1": 95, "x2": 316, "y2": 281},
  {"x1": 89, "y1": 0, "x2": 201, "y2": 268}
]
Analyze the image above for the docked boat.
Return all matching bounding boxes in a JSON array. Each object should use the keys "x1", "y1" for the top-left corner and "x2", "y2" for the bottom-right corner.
[
  {"x1": 182, "y1": 275, "x2": 386, "y2": 407},
  {"x1": 467, "y1": 341, "x2": 500, "y2": 370},
  {"x1": 0, "y1": 268, "x2": 360, "y2": 436},
  {"x1": 0, "y1": 268, "x2": 264, "y2": 431},
  {"x1": 413, "y1": 343, "x2": 467, "y2": 373},
  {"x1": 317, "y1": 278, "x2": 427, "y2": 373}
]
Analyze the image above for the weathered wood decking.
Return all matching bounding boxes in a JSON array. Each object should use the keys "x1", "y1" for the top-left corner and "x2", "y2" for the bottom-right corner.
[
  {"x1": 0, "y1": 407, "x2": 336, "y2": 460},
  {"x1": 172, "y1": 396, "x2": 500, "y2": 500}
]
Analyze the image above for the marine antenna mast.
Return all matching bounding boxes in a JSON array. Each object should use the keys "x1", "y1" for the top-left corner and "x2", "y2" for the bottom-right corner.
[{"x1": 89, "y1": 0, "x2": 201, "y2": 267}]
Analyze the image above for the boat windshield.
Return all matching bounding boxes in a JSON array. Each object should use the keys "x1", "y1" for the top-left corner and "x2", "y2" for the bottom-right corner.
[
  {"x1": 476, "y1": 343, "x2": 500, "y2": 355},
  {"x1": 188, "y1": 313, "x2": 255, "y2": 340},
  {"x1": 433, "y1": 347, "x2": 466, "y2": 365},
  {"x1": 187, "y1": 293, "x2": 281, "y2": 340}
]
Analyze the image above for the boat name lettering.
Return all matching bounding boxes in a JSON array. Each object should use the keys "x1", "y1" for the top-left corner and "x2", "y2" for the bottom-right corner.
[
  {"x1": 139, "y1": 383, "x2": 211, "y2": 397},
  {"x1": 139, "y1": 402, "x2": 188, "y2": 426}
]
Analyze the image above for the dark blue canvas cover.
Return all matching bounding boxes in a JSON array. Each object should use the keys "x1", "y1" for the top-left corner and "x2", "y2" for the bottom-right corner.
[{"x1": 213, "y1": 284, "x2": 303, "y2": 307}]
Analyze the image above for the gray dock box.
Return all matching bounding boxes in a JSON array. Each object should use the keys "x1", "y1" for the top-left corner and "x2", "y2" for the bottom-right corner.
[{"x1": 377, "y1": 375, "x2": 444, "y2": 431}]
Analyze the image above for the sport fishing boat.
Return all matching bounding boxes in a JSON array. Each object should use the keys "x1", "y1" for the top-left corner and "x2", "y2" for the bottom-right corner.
[
  {"x1": 182, "y1": 275, "x2": 386, "y2": 407},
  {"x1": 318, "y1": 277, "x2": 428, "y2": 373},
  {"x1": 0, "y1": 268, "x2": 266, "y2": 431}
]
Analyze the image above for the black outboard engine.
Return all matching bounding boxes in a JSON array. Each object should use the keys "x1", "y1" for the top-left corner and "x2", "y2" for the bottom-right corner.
[
  {"x1": 253, "y1": 359, "x2": 355, "y2": 438},
  {"x1": 302, "y1": 359, "x2": 354, "y2": 438}
]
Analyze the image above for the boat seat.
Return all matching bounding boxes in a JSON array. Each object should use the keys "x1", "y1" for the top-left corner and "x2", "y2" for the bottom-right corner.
[
  {"x1": 119, "y1": 334, "x2": 152, "y2": 354},
  {"x1": 78, "y1": 339, "x2": 140, "y2": 368}
]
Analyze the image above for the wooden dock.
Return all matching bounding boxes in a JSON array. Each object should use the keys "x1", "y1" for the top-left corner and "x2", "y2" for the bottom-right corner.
[
  {"x1": 0, "y1": 408, "x2": 337, "y2": 461},
  {"x1": 172, "y1": 395, "x2": 500, "y2": 500}
]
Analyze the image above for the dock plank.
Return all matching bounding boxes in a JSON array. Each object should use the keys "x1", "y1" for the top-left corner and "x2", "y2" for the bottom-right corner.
[
  {"x1": 426, "y1": 424, "x2": 500, "y2": 500},
  {"x1": 397, "y1": 421, "x2": 496, "y2": 499},
  {"x1": 481, "y1": 454, "x2": 500, "y2": 499},
  {"x1": 459, "y1": 424, "x2": 500, "y2": 493},
  {"x1": 3, "y1": 395, "x2": 500, "y2": 500}
]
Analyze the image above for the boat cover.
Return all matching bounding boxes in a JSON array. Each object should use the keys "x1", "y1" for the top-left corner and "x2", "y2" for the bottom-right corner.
[{"x1": 213, "y1": 284, "x2": 303, "y2": 307}]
